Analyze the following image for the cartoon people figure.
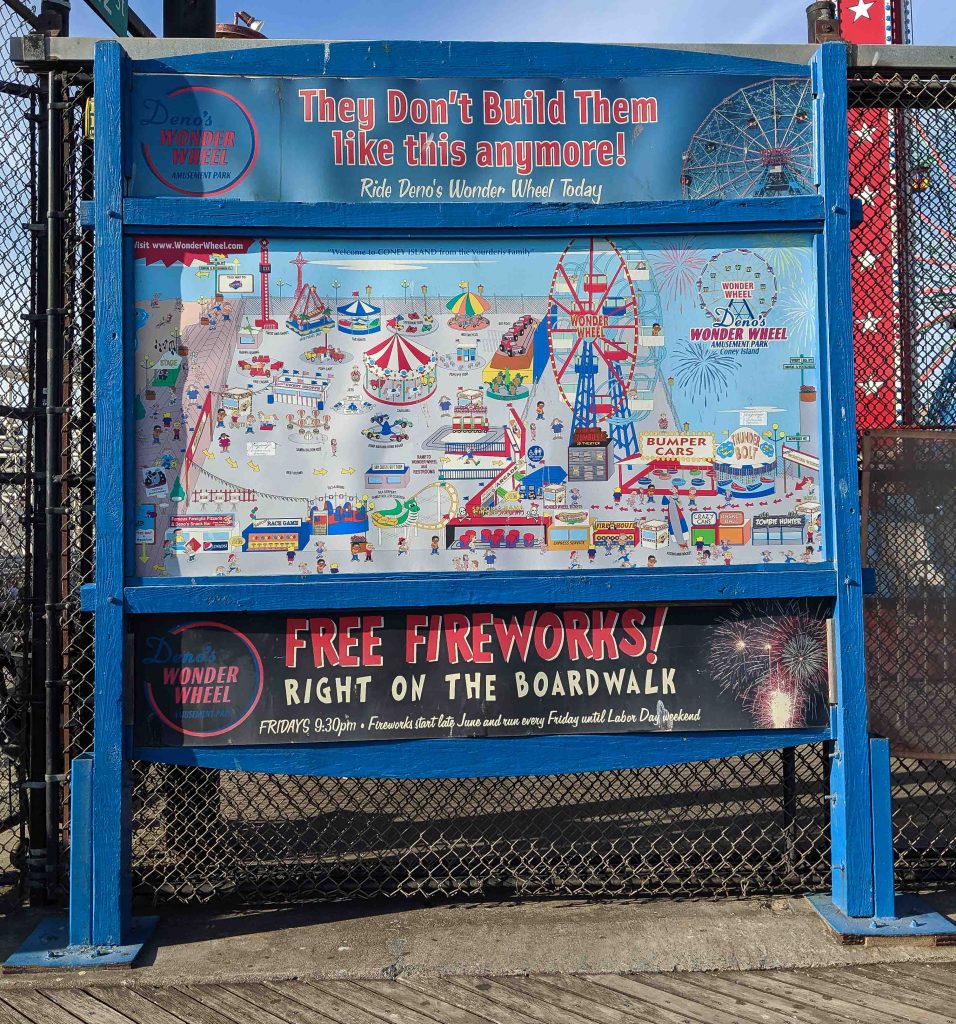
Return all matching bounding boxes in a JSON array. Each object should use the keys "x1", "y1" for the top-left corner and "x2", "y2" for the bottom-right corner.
[
  {"x1": 286, "y1": 543, "x2": 297, "y2": 566},
  {"x1": 245, "y1": 414, "x2": 255, "y2": 434},
  {"x1": 216, "y1": 408, "x2": 226, "y2": 428},
  {"x1": 230, "y1": 411, "x2": 240, "y2": 429},
  {"x1": 152, "y1": 425, "x2": 163, "y2": 445},
  {"x1": 800, "y1": 544, "x2": 815, "y2": 563},
  {"x1": 484, "y1": 548, "x2": 497, "y2": 570},
  {"x1": 439, "y1": 395, "x2": 452, "y2": 417},
  {"x1": 315, "y1": 558, "x2": 327, "y2": 573},
  {"x1": 646, "y1": 555, "x2": 658, "y2": 568},
  {"x1": 570, "y1": 488, "x2": 581, "y2": 505},
  {"x1": 551, "y1": 418, "x2": 564, "y2": 438},
  {"x1": 658, "y1": 413, "x2": 668, "y2": 430},
  {"x1": 226, "y1": 553, "x2": 240, "y2": 575},
  {"x1": 350, "y1": 539, "x2": 362, "y2": 562},
  {"x1": 529, "y1": 423, "x2": 537, "y2": 441},
  {"x1": 651, "y1": 322, "x2": 662, "y2": 337},
  {"x1": 761, "y1": 549, "x2": 773, "y2": 564},
  {"x1": 723, "y1": 548, "x2": 732, "y2": 566},
  {"x1": 695, "y1": 535, "x2": 705, "y2": 554},
  {"x1": 218, "y1": 432, "x2": 230, "y2": 452},
  {"x1": 430, "y1": 535, "x2": 440, "y2": 556},
  {"x1": 688, "y1": 488, "x2": 697, "y2": 508},
  {"x1": 784, "y1": 549, "x2": 796, "y2": 563},
  {"x1": 569, "y1": 550, "x2": 580, "y2": 569},
  {"x1": 587, "y1": 546, "x2": 597, "y2": 564},
  {"x1": 536, "y1": 400, "x2": 545, "y2": 421},
  {"x1": 365, "y1": 542, "x2": 373, "y2": 562},
  {"x1": 173, "y1": 417, "x2": 184, "y2": 441},
  {"x1": 613, "y1": 485, "x2": 622, "y2": 505},
  {"x1": 647, "y1": 485, "x2": 656, "y2": 505},
  {"x1": 330, "y1": 563, "x2": 340, "y2": 574},
  {"x1": 617, "y1": 547, "x2": 631, "y2": 567},
  {"x1": 330, "y1": 438, "x2": 338, "y2": 456}
]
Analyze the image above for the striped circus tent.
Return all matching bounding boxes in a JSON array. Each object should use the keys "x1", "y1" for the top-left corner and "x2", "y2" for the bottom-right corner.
[
  {"x1": 363, "y1": 331, "x2": 436, "y2": 375},
  {"x1": 338, "y1": 296, "x2": 380, "y2": 317}
]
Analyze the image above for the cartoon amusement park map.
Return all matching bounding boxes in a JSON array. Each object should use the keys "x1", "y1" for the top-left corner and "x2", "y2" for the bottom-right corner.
[{"x1": 133, "y1": 233, "x2": 825, "y2": 577}]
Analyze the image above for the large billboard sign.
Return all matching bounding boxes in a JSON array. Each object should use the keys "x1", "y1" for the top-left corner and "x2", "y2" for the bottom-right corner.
[
  {"x1": 129, "y1": 73, "x2": 815, "y2": 205},
  {"x1": 133, "y1": 601, "x2": 831, "y2": 746},
  {"x1": 133, "y1": 233, "x2": 824, "y2": 578}
]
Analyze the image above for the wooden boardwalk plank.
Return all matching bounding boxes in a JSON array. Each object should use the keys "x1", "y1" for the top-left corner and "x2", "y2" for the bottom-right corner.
[
  {"x1": 587, "y1": 973, "x2": 743, "y2": 1024},
  {"x1": 220, "y1": 982, "x2": 337, "y2": 1024},
  {"x1": 86, "y1": 986, "x2": 193, "y2": 1024},
  {"x1": 497, "y1": 976, "x2": 647, "y2": 1024},
  {"x1": 547, "y1": 974, "x2": 701, "y2": 1024},
  {"x1": 0, "y1": 995, "x2": 38, "y2": 1024},
  {"x1": 732, "y1": 971, "x2": 898, "y2": 1023},
  {"x1": 399, "y1": 978, "x2": 546, "y2": 1024},
  {"x1": 0, "y1": 990, "x2": 99, "y2": 1024},
  {"x1": 306, "y1": 980, "x2": 438, "y2": 1024},
  {"x1": 809, "y1": 966, "x2": 956, "y2": 1022},
  {"x1": 43, "y1": 990, "x2": 137, "y2": 1024},
  {"x1": 777, "y1": 966, "x2": 956, "y2": 1024},
  {"x1": 447, "y1": 977, "x2": 595, "y2": 1024},
  {"x1": 182, "y1": 984, "x2": 296, "y2": 1024},
  {"x1": 864, "y1": 962, "x2": 956, "y2": 998},
  {"x1": 357, "y1": 980, "x2": 502, "y2": 1024},
  {"x1": 264, "y1": 981, "x2": 391, "y2": 1024},
  {"x1": 138, "y1": 986, "x2": 250, "y2": 1024},
  {"x1": 680, "y1": 970, "x2": 862, "y2": 1024}
]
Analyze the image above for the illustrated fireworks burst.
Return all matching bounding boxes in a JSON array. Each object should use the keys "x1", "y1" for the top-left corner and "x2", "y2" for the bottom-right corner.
[
  {"x1": 653, "y1": 240, "x2": 706, "y2": 308},
  {"x1": 671, "y1": 341, "x2": 741, "y2": 407},
  {"x1": 778, "y1": 285, "x2": 817, "y2": 350}
]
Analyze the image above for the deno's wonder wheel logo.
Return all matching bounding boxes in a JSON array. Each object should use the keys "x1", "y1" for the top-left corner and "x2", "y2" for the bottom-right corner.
[
  {"x1": 697, "y1": 249, "x2": 778, "y2": 326},
  {"x1": 139, "y1": 85, "x2": 260, "y2": 197},
  {"x1": 143, "y1": 620, "x2": 263, "y2": 738}
]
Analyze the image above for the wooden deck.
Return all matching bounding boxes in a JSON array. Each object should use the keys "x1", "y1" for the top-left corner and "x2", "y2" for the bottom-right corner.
[{"x1": 2, "y1": 960, "x2": 956, "y2": 1024}]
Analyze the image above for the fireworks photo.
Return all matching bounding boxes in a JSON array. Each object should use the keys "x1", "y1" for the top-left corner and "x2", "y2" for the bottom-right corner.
[{"x1": 708, "y1": 600, "x2": 830, "y2": 729}]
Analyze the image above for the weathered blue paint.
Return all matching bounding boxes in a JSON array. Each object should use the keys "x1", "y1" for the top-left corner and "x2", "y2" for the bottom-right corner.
[
  {"x1": 806, "y1": 893, "x2": 956, "y2": 939},
  {"x1": 870, "y1": 736, "x2": 897, "y2": 918},
  {"x1": 812, "y1": 43, "x2": 874, "y2": 919},
  {"x1": 131, "y1": 40, "x2": 809, "y2": 79},
  {"x1": 91, "y1": 40, "x2": 131, "y2": 948},
  {"x1": 2, "y1": 916, "x2": 160, "y2": 972},
  {"x1": 68, "y1": 755, "x2": 93, "y2": 947},
  {"x1": 134, "y1": 729, "x2": 831, "y2": 779},
  {"x1": 116, "y1": 564, "x2": 839, "y2": 614},
  {"x1": 118, "y1": 197, "x2": 827, "y2": 233}
]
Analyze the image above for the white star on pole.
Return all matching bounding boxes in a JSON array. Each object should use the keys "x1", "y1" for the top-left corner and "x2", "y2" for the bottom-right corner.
[
  {"x1": 858, "y1": 249, "x2": 879, "y2": 269},
  {"x1": 854, "y1": 122, "x2": 876, "y2": 143},
  {"x1": 856, "y1": 184, "x2": 878, "y2": 205},
  {"x1": 857, "y1": 377, "x2": 884, "y2": 396},
  {"x1": 848, "y1": 0, "x2": 874, "y2": 20},
  {"x1": 856, "y1": 313, "x2": 882, "y2": 333}
]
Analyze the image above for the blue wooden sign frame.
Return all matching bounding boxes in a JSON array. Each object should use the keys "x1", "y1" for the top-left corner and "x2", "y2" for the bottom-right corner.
[{"x1": 73, "y1": 39, "x2": 879, "y2": 952}]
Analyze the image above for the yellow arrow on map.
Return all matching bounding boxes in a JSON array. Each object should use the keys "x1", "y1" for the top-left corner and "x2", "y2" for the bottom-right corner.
[
  {"x1": 314, "y1": 468, "x2": 327, "y2": 476},
  {"x1": 248, "y1": 461, "x2": 260, "y2": 472},
  {"x1": 341, "y1": 467, "x2": 355, "y2": 475},
  {"x1": 202, "y1": 449, "x2": 215, "y2": 460},
  {"x1": 226, "y1": 457, "x2": 238, "y2": 468},
  {"x1": 140, "y1": 542, "x2": 150, "y2": 564}
]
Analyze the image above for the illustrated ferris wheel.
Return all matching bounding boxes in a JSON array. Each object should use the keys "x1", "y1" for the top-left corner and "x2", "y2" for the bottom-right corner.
[
  {"x1": 681, "y1": 78, "x2": 815, "y2": 200},
  {"x1": 547, "y1": 238, "x2": 641, "y2": 450}
]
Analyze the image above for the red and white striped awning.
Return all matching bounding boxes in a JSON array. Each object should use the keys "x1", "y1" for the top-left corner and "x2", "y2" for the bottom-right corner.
[{"x1": 364, "y1": 332, "x2": 435, "y2": 374}]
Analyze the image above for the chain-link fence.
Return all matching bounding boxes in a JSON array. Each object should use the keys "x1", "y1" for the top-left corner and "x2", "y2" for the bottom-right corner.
[
  {"x1": 850, "y1": 73, "x2": 956, "y2": 889},
  {"x1": 0, "y1": 0, "x2": 38, "y2": 911},
  {"x1": 0, "y1": 50, "x2": 950, "y2": 911}
]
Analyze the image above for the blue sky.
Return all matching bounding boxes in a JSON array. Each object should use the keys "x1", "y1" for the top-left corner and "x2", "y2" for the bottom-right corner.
[{"x1": 68, "y1": 0, "x2": 954, "y2": 43}]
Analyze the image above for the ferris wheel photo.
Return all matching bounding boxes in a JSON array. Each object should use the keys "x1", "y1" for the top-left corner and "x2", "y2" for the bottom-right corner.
[{"x1": 681, "y1": 78, "x2": 815, "y2": 200}]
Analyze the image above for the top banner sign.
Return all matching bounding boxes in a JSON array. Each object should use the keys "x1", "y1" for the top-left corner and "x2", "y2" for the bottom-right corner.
[{"x1": 129, "y1": 72, "x2": 816, "y2": 205}]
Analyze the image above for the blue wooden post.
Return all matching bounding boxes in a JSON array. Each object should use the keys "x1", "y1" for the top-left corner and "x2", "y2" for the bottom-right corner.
[
  {"x1": 92, "y1": 39, "x2": 132, "y2": 946},
  {"x1": 67, "y1": 755, "x2": 93, "y2": 947},
  {"x1": 812, "y1": 42, "x2": 874, "y2": 919},
  {"x1": 870, "y1": 737, "x2": 896, "y2": 918}
]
